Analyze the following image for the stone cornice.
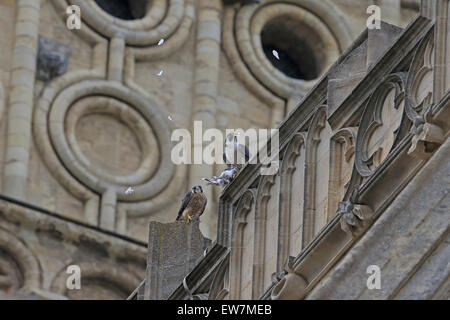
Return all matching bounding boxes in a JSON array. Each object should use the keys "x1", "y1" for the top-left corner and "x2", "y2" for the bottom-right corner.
[{"x1": 0, "y1": 195, "x2": 147, "y2": 257}]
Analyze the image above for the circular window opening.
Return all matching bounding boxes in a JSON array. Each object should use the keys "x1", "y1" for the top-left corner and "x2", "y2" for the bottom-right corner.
[
  {"x1": 261, "y1": 16, "x2": 325, "y2": 81},
  {"x1": 94, "y1": 0, "x2": 149, "y2": 20}
]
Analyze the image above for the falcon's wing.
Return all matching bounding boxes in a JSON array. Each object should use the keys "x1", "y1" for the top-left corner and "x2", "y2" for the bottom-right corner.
[
  {"x1": 200, "y1": 194, "x2": 208, "y2": 216},
  {"x1": 176, "y1": 190, "x2": 192, "y2": 221}
]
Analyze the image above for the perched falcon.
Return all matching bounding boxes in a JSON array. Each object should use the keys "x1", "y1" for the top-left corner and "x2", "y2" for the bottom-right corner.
[
  {"x1": 223, "y1": 133, "x2": 251, "y2": 169},
  {"x1": 176, "y1": 186, "x2": 207, "y2": 222}
]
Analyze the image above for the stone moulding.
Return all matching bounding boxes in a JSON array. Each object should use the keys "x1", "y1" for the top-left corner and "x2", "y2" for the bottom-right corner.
[
  {"x1": 277, "y1": 132, "x2": 307, "y2": 271},
  {"x1": 223, "y1": 0, "x2": 353, "y2": 101},
  {"x1": 303, "y1": 106, "x2": 328, "y2": 247},
  {"x1": 229, "y1": 189, "x2": 255, "y2": 300},
  {"x1": 0, "y1": 196, "x2": 147, "y2": 298},
  {"x1": 222, "y1": 6, "x2": 285, "y2": 128},
  {"x1": 235, "y1": 3, "x2": 339, "y2": 98},
  {"x1": 65, "y1": 96, "x2": 160, "y2": 186},
  {"x1": 51, "y1": 261, "x2": 141, "y2": 299},
  {"x1": 327, "y1": 127, "x2": 358, "y2": 220},
  {"x1": 64, "y1": 0, "x2": 184, "y2": 45},
  {"x1": 253, "y1": 174, "x2": 277, "y2": 298},
  {"x1": 0, "y1": 228, "x2": 42, "y2": 294},
  {"x1": 32, "y1": 63, "x2": 186, "y2": 227},
  {"x1": 48, "y1": 80, "x2": 174, "y2": 201},
  {"x1": 51, "y1": 0, "x2": 195, "y2": 61}
]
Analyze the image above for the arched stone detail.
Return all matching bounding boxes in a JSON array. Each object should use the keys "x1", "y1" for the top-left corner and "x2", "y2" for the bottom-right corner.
[
  {"x1": 51, "y1": 262, "x2": 140, "y2": 300},
  {"x1": 355, "y1": 73, "x2": 409, "y2": 177},
  {"x1": 253, "y1": 174, "x2": 277, "y2": 298},
  {"x1": 46, "y1": 80, "x2": 173, "y2": 200},
  {"x1": 223, "y1": 0, "x2": 353, "y2": 101},
  {"x1": 50, "y1": 0, "x2": 195, "y2": 62},
  {"x1": 65, "y1": 96, "x2": 160, "y2": 186},
  {"x1": 303, "y1": 106, "x2": 330, "y2": 246},
  {"x1": 229, "y1": 189, "x2": 256, "y2": 300},
  {"x1": 208, "y1": 254, "x2": 230, "y2": 300},
  {"x1": 34, "y1": 76, "x2": 183, "y2": 224},
  {"x1": 405, "y1": 29, "x2": 435, "y2": 120},
  {"x1": 327, "y1": 127, "x2": 358, "y2": 220},
  {"x1": 404, "y1": 29, "x2": 444, "y2": 160},
  {"x1": 132, "y1": 0, "x2": 195, "y2": 61},
  {"x1": 277, "y1": 132, "x2": 306, "y2": 271},
  {"x1": 222, "y1": 6, "x2": 285, "y2": 128},
  {"x1": 54, "y1": 0, "x2": 183, "y2": 45},
  {"x1": 0, "y1": 228, "x2": 41, "y2": 295}
]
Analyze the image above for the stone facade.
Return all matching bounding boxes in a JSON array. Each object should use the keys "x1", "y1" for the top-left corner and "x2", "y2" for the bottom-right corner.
[
  {"x1": 0, "y1": 0, "x2": 436, "y2": 300},
  {"x1": 165, "y1": 0, "x2": 450, "y2": 300}
]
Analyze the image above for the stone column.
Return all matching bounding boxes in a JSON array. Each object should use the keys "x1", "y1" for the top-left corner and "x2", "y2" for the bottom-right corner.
[
  {"x1": 108, "y1": 36, "x2": 125, "y2": 82},
  {"x1": 189, "y1": 0, "x2": 223, "y2": 240},
  {"x1": 3, "y1": 0, "x2": 41, "y2": 198},
  {"x1": 100, "y1": 188, "x2": 117, "y2": 231},
  {"x1": 144, "y1": 219, "x2": 211, "y2": 300},
  {"x1": 433, "y1": 0, "x2": 449, "y2": 102},
  {"x1": 420, "y1": 0, "x2": 437, "y2": 19}
]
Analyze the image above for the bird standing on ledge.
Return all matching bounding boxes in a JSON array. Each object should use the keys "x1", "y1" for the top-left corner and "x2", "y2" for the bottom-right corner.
[{"x1": 176, "y1": 186, "x2": 207, "y2": 223}]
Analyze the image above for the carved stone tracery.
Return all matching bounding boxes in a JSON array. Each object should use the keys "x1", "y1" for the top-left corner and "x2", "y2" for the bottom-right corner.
[{"x1": 355, "y1": 73, "x2": 410, "y2": 177}]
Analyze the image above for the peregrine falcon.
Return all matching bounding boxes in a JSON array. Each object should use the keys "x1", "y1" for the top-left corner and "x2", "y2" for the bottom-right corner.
[
  {"x1": 223, "y1": 133, "x2": 251, "y2": 169},
  {"x1": 176, "y1": 186, "x2": 207, "y2": 222}
]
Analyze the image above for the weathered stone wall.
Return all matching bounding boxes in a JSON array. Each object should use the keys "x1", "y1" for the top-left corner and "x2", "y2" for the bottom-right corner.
[
  {"x1": 0, "y1": 0, "x2": 417, "y2": 242},
  {"x1": 0, "y1": 0, "x2": 420, "y2": 299},
  {"x1": 0, "y1": 197, "x2": 146, "y2": 299},
  {"x1": 307, "y1": 138, "x2": 450, "y2": 300}
]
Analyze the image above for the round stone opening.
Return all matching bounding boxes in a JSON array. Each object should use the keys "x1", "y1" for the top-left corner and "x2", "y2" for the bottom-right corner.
[
  {"x1": 261, "y1": 16, "x2": 325, "y2": 81},
  {"x1": 94, "y1": 0, "x2": 149, "y2": 20}
]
